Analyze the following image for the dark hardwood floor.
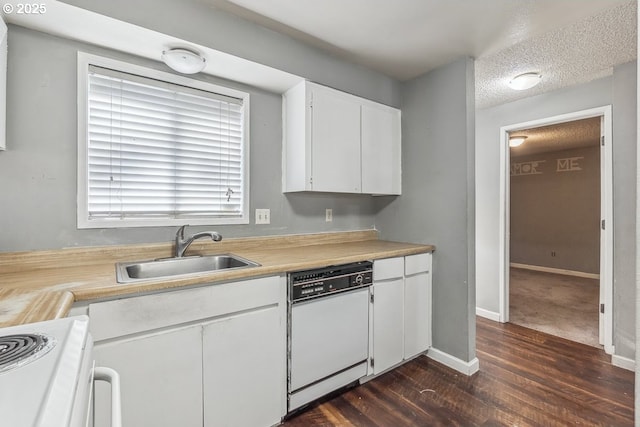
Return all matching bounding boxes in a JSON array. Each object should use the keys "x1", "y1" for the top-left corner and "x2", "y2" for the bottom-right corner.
[{"x1": 283, "y1": 317, "x2": 634, "y2": 426}]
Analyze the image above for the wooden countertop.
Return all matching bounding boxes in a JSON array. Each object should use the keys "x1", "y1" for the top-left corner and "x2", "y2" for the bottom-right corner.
[{"x1": 0, "y1": 230, "x2": 434, "y2": 327}]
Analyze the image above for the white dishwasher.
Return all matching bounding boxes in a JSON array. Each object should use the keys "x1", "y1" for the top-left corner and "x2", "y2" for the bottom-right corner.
[{"x1": 287, "y1": 261, "x2": 372, "y2": 412}]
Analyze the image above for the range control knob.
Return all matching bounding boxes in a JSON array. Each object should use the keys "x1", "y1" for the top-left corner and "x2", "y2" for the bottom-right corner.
[{"x1": 354, "y1": 274, "x2": 364, "y2": 285}]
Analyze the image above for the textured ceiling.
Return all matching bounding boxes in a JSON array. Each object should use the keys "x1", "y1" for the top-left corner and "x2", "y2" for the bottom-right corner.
[
  {"x1": 509, "y1": 117, "x2": 601, "y2": 157},
  {"x1": 206, "y1": 0, "x2": 636, "y2": 108},
  {"x1": 476, "y1": 1, "x2": 637, "y2": 108}
]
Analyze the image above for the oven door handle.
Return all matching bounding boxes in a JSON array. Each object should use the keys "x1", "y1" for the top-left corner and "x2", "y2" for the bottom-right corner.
[{"x1": 93, "y1": 366, "x2": 122, "y2": 427}]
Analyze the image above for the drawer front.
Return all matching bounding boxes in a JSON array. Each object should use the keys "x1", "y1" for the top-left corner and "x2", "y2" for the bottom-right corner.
[
  {"x1": 405, "y1": 253, "x2": 431, "y2": 276},
  {"x1": 89, "y1": 275, "x2": 282, "y2": 341},
  {"x1": 373, "y1": 257, "x2": 404, "y2": 281}
]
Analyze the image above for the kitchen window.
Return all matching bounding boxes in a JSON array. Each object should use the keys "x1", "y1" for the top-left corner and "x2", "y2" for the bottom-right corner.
[{"x1": 77, "y1": 53, "x2": 250, "y2": 228}]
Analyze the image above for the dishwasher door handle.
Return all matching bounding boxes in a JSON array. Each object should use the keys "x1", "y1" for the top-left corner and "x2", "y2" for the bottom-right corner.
[{"x1": 93, "y1": 366, "x2": 122, "y2": 427}]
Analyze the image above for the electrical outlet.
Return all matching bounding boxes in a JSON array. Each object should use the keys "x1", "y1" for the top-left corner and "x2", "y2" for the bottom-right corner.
[
  {"x1": 256, "y1": 209, "x2": 270, "y2": 225},
  {"x1": 326, "y1": 208, "x2": 333, "y2": 222}
]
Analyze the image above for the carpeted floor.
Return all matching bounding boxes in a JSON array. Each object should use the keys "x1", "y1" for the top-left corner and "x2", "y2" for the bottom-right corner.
[{"x1": 509, "y1": 267, "x2": 601, "y2": 347}]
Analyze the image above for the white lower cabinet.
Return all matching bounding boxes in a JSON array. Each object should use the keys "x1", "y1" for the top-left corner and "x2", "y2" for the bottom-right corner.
[
  {"x1": 404, "y1": 270, "x2": 432, "y2": 359},
  {"x1": 371, "y1": 277, "x2": 404, "y2": 374},
  {"x1": 93, "y1": 325, "x2": 203, "y2": 427},
  {"x1": 203, "y1": 306, "x2": 284, "y2": 427},
  {"x1": 371, "y1": 253, "x2": 432, "y2": 375},
  {"x1": 89, "y1": 275, "x2": 286, "y2": 427}
]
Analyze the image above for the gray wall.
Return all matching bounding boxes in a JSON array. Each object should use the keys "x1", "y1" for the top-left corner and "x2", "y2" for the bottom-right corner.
[
  {"x1": 612, "y1": 61, "x2": 637, "y2": 357},
  {"x1": 476, "y1": 61, "x2": 637, "y2": 359},
  {"x1": 510, "y1": 146, "x2": 600, "y2": 274},
  {"x1": 0, "y1": 26, "x2": 381, "y2": 251},
  {"x1": 375, "y1": 57, "x2": 476, "y2": 363}
]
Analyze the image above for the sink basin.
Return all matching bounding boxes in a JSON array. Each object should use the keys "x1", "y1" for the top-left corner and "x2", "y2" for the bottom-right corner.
[{"x1": 116, "y1": 254, "x2": 260, "y2": 283}]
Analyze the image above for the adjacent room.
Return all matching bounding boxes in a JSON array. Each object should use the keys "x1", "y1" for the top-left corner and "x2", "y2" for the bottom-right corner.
[{"x1": 508, "y1": 117, "x2": 602, "y2": 347}]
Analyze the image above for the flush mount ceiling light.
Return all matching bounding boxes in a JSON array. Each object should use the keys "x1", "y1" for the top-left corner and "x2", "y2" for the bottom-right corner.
[
  {"x1": 161, "y1": 48, "x2": 206, "y2": 74},
  {"x1": 508, "y1": 72, "x2": 542, "y2": 91},
  {"x1": 509, "y1": 136, "x2": 527, "y2": 147}
]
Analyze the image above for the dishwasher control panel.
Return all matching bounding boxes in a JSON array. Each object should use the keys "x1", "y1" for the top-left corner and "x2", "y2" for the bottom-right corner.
[{"x1": 289, "y1": 261, "x2": 373, "y2": 302}]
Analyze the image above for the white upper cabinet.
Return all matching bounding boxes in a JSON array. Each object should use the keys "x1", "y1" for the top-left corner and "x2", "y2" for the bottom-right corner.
[
  {"x1": 310, "y1": 83, "x2": 362, "y2": 193},
  {"x1": 283, "y1": 81, "x2": 401, "y2": 195},
  {"x1": 361, "y1": 103, "x2": 401, "y2": 195}
]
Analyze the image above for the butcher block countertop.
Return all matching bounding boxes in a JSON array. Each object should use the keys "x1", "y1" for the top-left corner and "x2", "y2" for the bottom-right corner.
[{"x1": 0, "y1": 230, "x2": 434, "y2": 327}]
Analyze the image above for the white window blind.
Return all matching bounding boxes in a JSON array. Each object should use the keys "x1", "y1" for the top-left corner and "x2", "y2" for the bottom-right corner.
[{"x1": 85, "y1": 65, "x2": 246, "y2": 224}]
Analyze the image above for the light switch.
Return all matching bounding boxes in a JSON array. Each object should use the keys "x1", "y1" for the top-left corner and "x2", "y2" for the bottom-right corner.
[{"x1": 255, "y1": 209, "x2": 270, "y2": 225}]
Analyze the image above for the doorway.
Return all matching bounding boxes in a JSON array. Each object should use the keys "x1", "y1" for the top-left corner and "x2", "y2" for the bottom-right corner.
[
  {"x1": 498, "y1": 106, "x2": 613, "y2": 353},
  {"x1": 509, "y1": 117, "x2": 601, "y2": 346}
]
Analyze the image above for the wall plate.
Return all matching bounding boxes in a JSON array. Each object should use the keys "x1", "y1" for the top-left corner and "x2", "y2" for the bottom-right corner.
[{"x1": 256, "y1": 209, "x2": 270, "y2": 224}]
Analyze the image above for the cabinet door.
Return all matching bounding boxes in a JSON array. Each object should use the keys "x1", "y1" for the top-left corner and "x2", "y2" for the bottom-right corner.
[
  {"x1": 310, "y1": 84, "x2": 361, "y2": 193},
  {"x1": 372, "y1": 278, "x2": 404, "y2": 374},
  {"x1": 361, "y1": 103, "x2": 401, "y2": 195},
  {"x1": 404, "y1": 271, "x2": 432, "y2": 359},
  {"x1": 203, "y1": 306, "x2": 285, "y2": 427},
  {"x1": 93, "y1": 326, "x2": 203, "y2": 427}
]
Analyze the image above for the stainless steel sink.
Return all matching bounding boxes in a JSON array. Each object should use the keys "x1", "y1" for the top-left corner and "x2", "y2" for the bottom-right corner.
[{"x1": 116, "y1": 254, "x2": 260, "y2": 283}]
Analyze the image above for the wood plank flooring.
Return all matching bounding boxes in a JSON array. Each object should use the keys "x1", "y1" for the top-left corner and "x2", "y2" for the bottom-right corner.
[{"x1": 282, "y1": 317, "x2": 634, "y2": 426}]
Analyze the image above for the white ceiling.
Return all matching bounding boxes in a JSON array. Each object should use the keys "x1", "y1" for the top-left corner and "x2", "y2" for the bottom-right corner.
[{"x1": 207, "y1": 0, "x2": 637, "y2": 108}]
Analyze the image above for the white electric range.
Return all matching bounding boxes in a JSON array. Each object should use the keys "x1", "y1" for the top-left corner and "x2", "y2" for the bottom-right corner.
[{"x1": 0, "y1": 315, "x2": 121, "y2": 427}]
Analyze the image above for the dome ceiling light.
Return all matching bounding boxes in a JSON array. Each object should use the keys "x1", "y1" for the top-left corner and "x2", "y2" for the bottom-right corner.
[
  {"x1": 509, "y1": 136, "x2": 527, "y2": 147},
  {"x1": 508, "y1": 72, "x2": 542, "y2": 91},
  {"x1": 161, "y1": 48, "x2": 206, "y2": 74}
]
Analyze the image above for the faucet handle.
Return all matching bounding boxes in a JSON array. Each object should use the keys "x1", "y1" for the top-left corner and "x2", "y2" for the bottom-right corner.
[{"x1": 176, "y1": 224, "x2": 188, "y2": 240}]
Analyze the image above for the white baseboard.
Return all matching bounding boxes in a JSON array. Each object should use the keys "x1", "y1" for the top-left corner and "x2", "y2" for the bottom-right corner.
[
  {"x1": 510, "y1": 263, "x2": 600, "y2": 280},
  {"x1": 476, "y1": 307, "x2": 501, "y2": 322},
  {"x1": 427, "y1": 347, "x2": 479, "y2": 376},
  {"x1": 611, "y1": 354, "x2": 635, "y2": 372}
]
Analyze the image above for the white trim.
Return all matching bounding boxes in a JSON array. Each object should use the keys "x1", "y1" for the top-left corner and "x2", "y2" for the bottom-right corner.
[
  {"x1": 599, "y1": 111, "x2": 614, "y2": 353},
  {"x1": 611, "y1": 354, "x2": 636, "y2": 372},
  {"x1": 475, "y1": 307, "x2": 501, "y2": 322},
  {"x1": 76, "y1": 52, "x2": 251, "y2": 228},
  {"x1": 499, "y1": 105, "x2": 614, "y2": 354},
  {"x1": 427, "y1": 348, "x2": 479, "y2": 376},
  {"x1": 510, "y1": 263, "x2": 600, "y2": 280},
  {"x1": 498, "y1": 121, "x2": 509, "y2": 324}
]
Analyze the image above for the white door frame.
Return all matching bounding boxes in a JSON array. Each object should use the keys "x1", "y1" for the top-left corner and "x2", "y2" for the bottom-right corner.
[{"x1": 498, "y1": 105, "x2": 613, "y2": 354}]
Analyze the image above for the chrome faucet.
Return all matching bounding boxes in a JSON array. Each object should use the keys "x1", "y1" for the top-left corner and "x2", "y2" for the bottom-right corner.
[{"x1": 174, "y1": 225, "x2": 222, "y2": 258}]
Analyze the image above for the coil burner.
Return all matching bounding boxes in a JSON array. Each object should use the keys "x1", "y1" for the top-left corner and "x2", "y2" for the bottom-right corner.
[{"x1": 0, "y1": 333, "x2": 56, "y2": 374}]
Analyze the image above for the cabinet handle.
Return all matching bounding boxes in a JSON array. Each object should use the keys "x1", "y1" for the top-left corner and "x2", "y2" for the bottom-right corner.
[{"x1": 94, "y1": 366, "x2": 122, "y2": 427}]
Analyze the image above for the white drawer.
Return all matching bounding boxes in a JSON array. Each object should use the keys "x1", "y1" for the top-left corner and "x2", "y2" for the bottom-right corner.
[
  {"x1": 89, "y1": 275, "x2": 282, "y2": 341},
  {"x1": 373, "y1": 257, "x2": 404, "y2": 281},
  {"x1": 405, "y1": 253, "x2": 431, "y2": 276}
]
